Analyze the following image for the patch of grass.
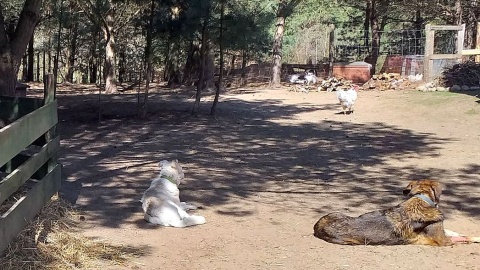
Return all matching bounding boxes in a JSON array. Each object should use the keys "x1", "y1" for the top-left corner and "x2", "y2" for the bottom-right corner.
[
  {"x1": 466, "y1": 108, "x2": 478, "y2": 115},
  {"x1": 412, "y1": 91, "x2": 461, "y2": 106}
]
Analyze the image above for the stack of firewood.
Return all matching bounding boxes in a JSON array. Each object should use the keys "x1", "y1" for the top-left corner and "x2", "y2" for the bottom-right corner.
[{"x1": 363, "y1": 72, "x2": 412, "y2": 91}]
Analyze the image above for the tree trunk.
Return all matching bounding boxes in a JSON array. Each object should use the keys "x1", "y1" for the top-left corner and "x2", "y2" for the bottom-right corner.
[
  {"x1": 42, "y1": 49, "x2": 45, "y2": 78},
  {"x1": 191, "y1": 3, "x2": 211, "y2": 115},
  {"x1": 0, "y1": 52, "x2": 16, "y2": 96},
  {"x1": 164, "y1": 36, "x2": 181, "y2": 87},
  {"x1": 27, "y1": 35, "x2": 34, "y2": 81},
  {"x1": 226, "y1": 53, "x2": 235, "y2": 78},
  {"x1": 241, "y1": 50, "x2": 247, "y2": 86},
  {"x1": 204, "y1": 45, "x2": 215, "y2": 90},
  {"x1": 103, "y1": 4, "x2": 118, "y2": 93},
  {"x1": 36, "y1": 51, "x2": 40, "y2": 81},
  {"x1": 141, "y1": 0, "x2": 155, "y2": 118},
  {"x1": 414, "y1": 10, "x2": 423, "y2": 55},
  {"x1": 66, "y1": 22, "x2": 78, "y2": 83},
  {"x1": 22, "y1": 54, "x2": 28, "y2": 81},
  {"x1": 270, "y1": 15, "x2": 286, "y2": 87},
  {"x1": 364, "y1": 1, "x2": 371, "y2": 48},
  {"x1": 164, "y1": 35, "x2": 172, "y2": 82},
  {"x1": 54, "y1": 0, "x2": 63, "y2": 87},
  {"x1": 119, "y1": 48, "x2": 126, "y2": 83},
  {"x1": 369, "y1": 0, "x2": 380, "y2": 75},
  {"x1": 211, "y1": 0, "x2": 224, "y2": 116},
  {"x1": 454, "y1": 0, "x2": 462, "y2": 25},
  {"x1": 0, "y1": 0, "x2": 42, "y2": 96},
  {"x1": 48, "y1": 43, "x2": 52, "y2": 72},
  {"x1": 104, "y1": 30, "x2": 117, "y2": 93},
  {"x1": 89, "y1": 27, "x2": 99, "y2": 84},
  {"x1": 183, "y1": 40, "x2": 199, "y2": 85}
]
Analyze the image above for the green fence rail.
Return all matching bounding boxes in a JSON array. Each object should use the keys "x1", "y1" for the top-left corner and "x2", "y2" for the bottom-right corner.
[{"x1": 0, "y1": 75, "x2": 61, "y2": 255}]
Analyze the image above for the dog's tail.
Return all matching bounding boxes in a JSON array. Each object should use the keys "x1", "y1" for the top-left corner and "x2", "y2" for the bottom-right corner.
[{"x1": 170, "y1": 215, "x2": 207, "y2": 228}]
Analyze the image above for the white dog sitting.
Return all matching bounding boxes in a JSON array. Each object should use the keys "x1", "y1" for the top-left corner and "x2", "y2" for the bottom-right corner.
[{"x1": 141, "y1": 160, "x2": 206, "y2": 227}]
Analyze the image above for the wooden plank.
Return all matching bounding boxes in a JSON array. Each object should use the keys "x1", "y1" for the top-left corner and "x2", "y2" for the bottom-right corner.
[
  {"x1": 430, "y1": 25, "x2": 464, "y2": 31},
  {"x1": 0, "y1": 164, "x2": 61, "y2": 255},
  {"x1": 43, "y1": 74, "x2": 55, "y2": 105},
  {"x1": 0, "y1": 101, "x2": 58, "y2": 168},
  {"x1": 457, "y1": 24, "x2": 465, "y2": 56},
  {"x1": 43, "y1": 75, "x2": 58, "y2": 172},
  {"x1": 0, "y1": 136, "x2": 60, "y2": 205},
  {"x1": 424, "y1": 24, "x2": 434, "y2": 82},
  {"x1": 476, "y1": 22, "x2": 480, "y2": 62},
  {"x1": 462, "y1": 49, "x2": 480, "y2": 55},
  {"x1": 429, "y1": 54, "x2": 463, "y2": 60}
]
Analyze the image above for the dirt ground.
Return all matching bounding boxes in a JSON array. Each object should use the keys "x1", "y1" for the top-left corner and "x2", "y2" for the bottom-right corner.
[{"x1": 51, "y1": 83, "x2": 480, "y2": 270}]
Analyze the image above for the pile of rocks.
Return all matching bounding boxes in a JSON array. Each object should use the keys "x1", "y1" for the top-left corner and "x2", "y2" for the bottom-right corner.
[
  {"x1": 415, "y1": 81, "x2": 450, "y2": 92},
  {"x1": 363, "y1": 73, "x2": 415, "y2": 91},
  {"x1": 317, "y1": 77, "x2": 355, "y2": 92}
]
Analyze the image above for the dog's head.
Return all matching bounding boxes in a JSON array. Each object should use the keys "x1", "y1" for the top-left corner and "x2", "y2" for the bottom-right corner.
[
  {"x1": 158, "y1": 159, "x2": 185, "y2": 185},
  {"x1": 402, "y1": 179, "x2": 443, "y2": 205}
]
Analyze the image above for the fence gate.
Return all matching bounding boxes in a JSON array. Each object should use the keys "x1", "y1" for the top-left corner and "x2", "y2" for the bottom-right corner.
[
  {"x1": 423, "y1": 24, "x2": 465, "y2": 82},
  {"x1": 0, "y1": 75, "x2": 61, "y2": 255}
]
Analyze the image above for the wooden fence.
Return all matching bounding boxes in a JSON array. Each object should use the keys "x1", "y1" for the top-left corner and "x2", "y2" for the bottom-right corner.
[{"x1": 0, "y1": 75, "x2": 61, "y2": 255}]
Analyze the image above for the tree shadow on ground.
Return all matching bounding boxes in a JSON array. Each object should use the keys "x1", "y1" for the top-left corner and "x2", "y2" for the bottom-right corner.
[
  {"x1": 55, "y1": 88, "x2": 480, "y2": 230},
  {"x1": 448, "y1": 89, "x2": 480, "y2": 104}
]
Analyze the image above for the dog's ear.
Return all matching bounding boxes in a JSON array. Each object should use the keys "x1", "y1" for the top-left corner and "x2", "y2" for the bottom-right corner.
[
  {"x1": 403, "y1": 181, "x2": 417, "y2": 196},
  {"x1": 430, "y1": 181, "x2": 443, "y2": 203},
  {"x1": 159, "y1": 160, "x2": 170, "y2": 168}
]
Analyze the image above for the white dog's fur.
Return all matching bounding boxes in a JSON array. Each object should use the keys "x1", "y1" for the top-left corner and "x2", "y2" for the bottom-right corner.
[{"x1": 141, "y1": 160, "x2": 206, "y2": 227}]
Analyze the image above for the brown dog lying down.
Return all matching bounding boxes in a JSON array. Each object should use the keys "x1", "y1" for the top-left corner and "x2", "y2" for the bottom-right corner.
[{"x1": 313, "y1": 180, "x2": 480, "y2": 246}]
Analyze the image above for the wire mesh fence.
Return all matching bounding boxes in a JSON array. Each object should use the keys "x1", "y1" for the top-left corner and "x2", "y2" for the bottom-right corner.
[
  {"x1": 286, "y1": 25, "x2": 468, "y2": 79},
  {"x1": 284, "y1": 27, "x2": 428, "y2": 76},
  {"x1": 335, "y1": 29, "x2": 425, "y2": 60},
  {"x1": 333, "y1": 28, "x2": 426, "y2": 76}
]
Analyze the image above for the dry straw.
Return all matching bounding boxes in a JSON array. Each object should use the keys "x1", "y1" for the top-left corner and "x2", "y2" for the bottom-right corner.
[{"x1": 0, "y1": 195, "x2": 146, "y2": 270}]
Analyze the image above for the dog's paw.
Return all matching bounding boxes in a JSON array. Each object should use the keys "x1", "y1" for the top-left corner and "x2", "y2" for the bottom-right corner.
[{"x1": 192, "y1": 215, "x2": 206, "y2": 224}]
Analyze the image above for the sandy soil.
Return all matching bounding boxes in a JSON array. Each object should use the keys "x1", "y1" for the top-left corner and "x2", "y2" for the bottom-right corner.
[{"x1": 53, "y1": 83, "x2": 480, "y2": 270}]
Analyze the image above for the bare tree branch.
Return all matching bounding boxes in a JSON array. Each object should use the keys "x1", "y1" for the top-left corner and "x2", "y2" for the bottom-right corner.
[{"x1": 75, "y1": 0, "x2": 108, "y2": 31}]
